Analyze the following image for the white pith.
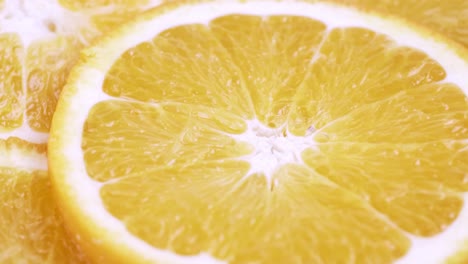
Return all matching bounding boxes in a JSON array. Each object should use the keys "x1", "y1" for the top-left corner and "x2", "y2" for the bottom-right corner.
[
  {"x1": 51, "y1": 1, "x2": 468, "y2": 264},
  {"x1": 0, "y1": 123, "x2": 48, "y2": 144},
  {"x1": 232, "y1": 120, "x2": 317, "y2": 186},
  {"x1": 0, "y1": 143, "x2": 47, "y2": 171}
]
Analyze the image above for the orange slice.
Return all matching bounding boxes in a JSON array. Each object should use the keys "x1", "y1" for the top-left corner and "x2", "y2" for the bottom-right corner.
[{"x1": 49, "y1": 1, "x2": 468, "y2": 263}]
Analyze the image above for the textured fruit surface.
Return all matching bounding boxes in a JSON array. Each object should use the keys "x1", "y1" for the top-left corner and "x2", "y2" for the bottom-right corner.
[
  {"x1": 49, "y1": 1, "x2": 468, "y2": 264},
  {"x1": 0, "y1": 0, "x2": 164, "y2": 262},
  {"x1": 0, "y1": 166, "x2": 86, "y2": 263}
]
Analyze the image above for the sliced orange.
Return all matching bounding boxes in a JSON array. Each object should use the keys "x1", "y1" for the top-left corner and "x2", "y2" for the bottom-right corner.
[
  {"x1": 0, "y1": 0, "x2": 164, "y2": 262},
  {"x1": 49, "y1": 0, "x2": 468, "y2": 263}
]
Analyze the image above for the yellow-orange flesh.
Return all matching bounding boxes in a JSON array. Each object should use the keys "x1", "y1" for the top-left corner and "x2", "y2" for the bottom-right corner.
[
  {"x1": 0, "y1": 168, "x2": 87, "y2": 263},
  {"x1": 80, "y1": 15, "x2": 468, "y2": 263},
  {"x1": 0, "y1": 0, "x2": 165, "y2": 262}
]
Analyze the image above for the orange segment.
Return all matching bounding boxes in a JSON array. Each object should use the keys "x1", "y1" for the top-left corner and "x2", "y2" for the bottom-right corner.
[
  {"x1": 58, "y1": 0, "x2": 153, "y2": 10},
  {"x1": 288, "y1": 27, "x2": 447, "y2": 135},
  {"x1": 315, "y1": 83, "x2": 468, "y2": 143},
  {"x1": 210, "y1": 15, "x2": 326, "y2": 127},
  {"x1": 26, "y1": 37, "x2": 81, "y2": 132},
  {"x1": 0, "y1": 34, "x2": 23, "y2": 131},
  {"x1": 83, "y1": 101, "x2": 252, "y2": 182},
  {"x1": 103, "y1": 23, "x2": 253, "y2": 119},
  {"x1": 100, "y1": 161, "x2": 251, "y2": 257},
  {"x1": 91, "y1": 11, "x2": 147, "y2": 33},
  {"x1": 303, "y1": 141, "x2": 467, "y2": 236}
]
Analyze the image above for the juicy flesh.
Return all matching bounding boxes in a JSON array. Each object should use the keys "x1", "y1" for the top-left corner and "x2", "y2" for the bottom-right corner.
[
  {"x1": 82, "y1": 15, "x2": 468, "y2": 263},
  {"x1": 0, "y1": 34, "x2": 23, "y2": 130}
]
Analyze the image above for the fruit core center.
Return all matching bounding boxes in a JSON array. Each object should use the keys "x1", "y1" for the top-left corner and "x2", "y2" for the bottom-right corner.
[{"x1": 233, "y1": 120, "x2": 316, "y2": 185}]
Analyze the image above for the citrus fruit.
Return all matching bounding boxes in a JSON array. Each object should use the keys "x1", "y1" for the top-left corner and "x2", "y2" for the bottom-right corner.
[
  {"x1": 48, "y1": 0, "x2": 468, "y2": 263},
  {"x1": 0, "y1": 0, "x2": 164, "y2": 262}
]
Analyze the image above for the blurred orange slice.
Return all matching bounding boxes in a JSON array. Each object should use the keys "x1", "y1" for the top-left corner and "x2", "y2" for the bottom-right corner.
[
  {"x1": 49, "y1": 1, "x2": 468, "y2": 263},
  {"x1": 0, "y1": 0, "x2": 164, "y2": 262},
  {"x1": 334, "y1": 0, "x2": 468, "y2": 48}
]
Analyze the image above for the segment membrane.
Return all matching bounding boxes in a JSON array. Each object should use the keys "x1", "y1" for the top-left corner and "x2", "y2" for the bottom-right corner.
[
  {"x1": 303, "y1": 142, "x2": 467, "y2": 236},
  {"x1": 315, "y1": 83, "x2": 468, "y2": 143}
]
